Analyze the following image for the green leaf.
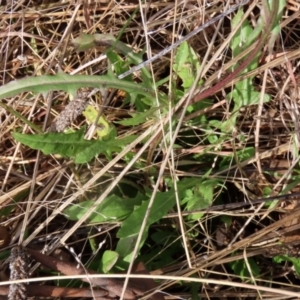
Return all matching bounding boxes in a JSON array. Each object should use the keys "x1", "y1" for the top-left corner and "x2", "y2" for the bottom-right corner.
[
  {"x1": 231, "y1": 258, "x2": 260, "y2": 280},
  {"x1": 0, "y1": 72, "x2": 154, "y2": 100},
  {"x1": 72, "y1": 33, "x2": 97, "y2": 51},
  {"x1": 13, "y1": 127, "x2": 135, "y2": 164},
  {"x1": 138, "y1": 230, "x2": 180, "y2": 269},
  {"x1": 222, "y1": 7, "x2": 271, "y2": 133},
  {"x1": 190, "y1": 282, "x2": 201, "y2": 300},
  {"x1": 182, "y1": 179, "x2": 218, "y2": 220},
  {"x1": 262, "y1": 0, "x2": 286, "y2": 52},
  {"x1": 75, "y1": 135, "x2": 137, "y2": 163},
  {"x1": 115, "y1": 190, "x2": 177, "y2": 261},
  {"x1": 219, "y1": 147, "x2": 255, "y2": 170},
  {"x1": 116, "y1": 235, "x2": 140, "y2": 260},
  {"x1": 83, "y1": 105, "x2": 116, "y2": 139},
  {"x1": 63, "y1": 193, "x2": 143, "y2": 223},
  {"x1": 117, "y1": 190, "x2": 176, "y2": 238},
  {"x1": 13, "y1": 127, "x2": 88, "y2": 157},
  {"x1": 173, "y1": 41, "x2": 201, "y2": 89},
  {"x1": 116, "y1": 107, "x2": 159, "y2": 126},
  {"x1": 231, "y1": 10, "x2": 257, "y2": 57},
  {"x1": 273, "y1": 255, "x2": 300, "y2": 275},
  {"x1": 106, "y1": 50, "x2": 129, "y2": 76},
  {"x1": 100, "y1": 251, "x2": 119, "y2": 273},
  {"x1": 229, "y1": 84, "x2": 270, "y2": 109},
  {"x1": 115, "y1": 178, "x2": 204, "y2": 260},
  {"x1": 289, "y1": 257, "x2": 300, "y2": 275},
  {"x1": 72, "y1": 33, "x2": 152, "y2": 82}
]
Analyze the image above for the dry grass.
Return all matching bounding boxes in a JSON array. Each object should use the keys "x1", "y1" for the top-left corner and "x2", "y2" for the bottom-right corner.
[{"x1": 2, "y1": 0, "x2": 300, "y2": 299}]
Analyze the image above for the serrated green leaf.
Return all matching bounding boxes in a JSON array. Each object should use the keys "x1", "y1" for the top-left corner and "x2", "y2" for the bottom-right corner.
[
  {"x1": 117, "y1": 190, "x2": 176, "y2": 238},
  {"x1": 73, "y1": 139, "x2": 106, "y2": 163},
  {"x1": 13, "y1": 127, "x2": 88, "y2": 157},
  {"x1": 13, "y1": 127, "x2": 105, "y2": 163},
  {"x1": 231, "y1": 10, "x2": 255, "y2": 57},
  {"x1": 173, "y1": 41, "x2": 201, "y2": 89},
  {"x1": 225, "y1": 8, "x2": 271, "y2": 132},
  {"x1": 13, "y1": 128, "x2": 137, "y2": 164},
  {"x1": 74, "y1": 135, "x2": 136, "y2": 163},
  {"x1": 115, "y1": 178, "x2": 202, "y2": 260},
  {"x1": 182, "y1": 179, "x2": 218, "y2": 221}
]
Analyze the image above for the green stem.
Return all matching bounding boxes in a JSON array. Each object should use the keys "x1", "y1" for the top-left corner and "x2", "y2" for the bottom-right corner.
[{"x1": 0, "y1": 101, "x2": 42, "y2": 133}]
